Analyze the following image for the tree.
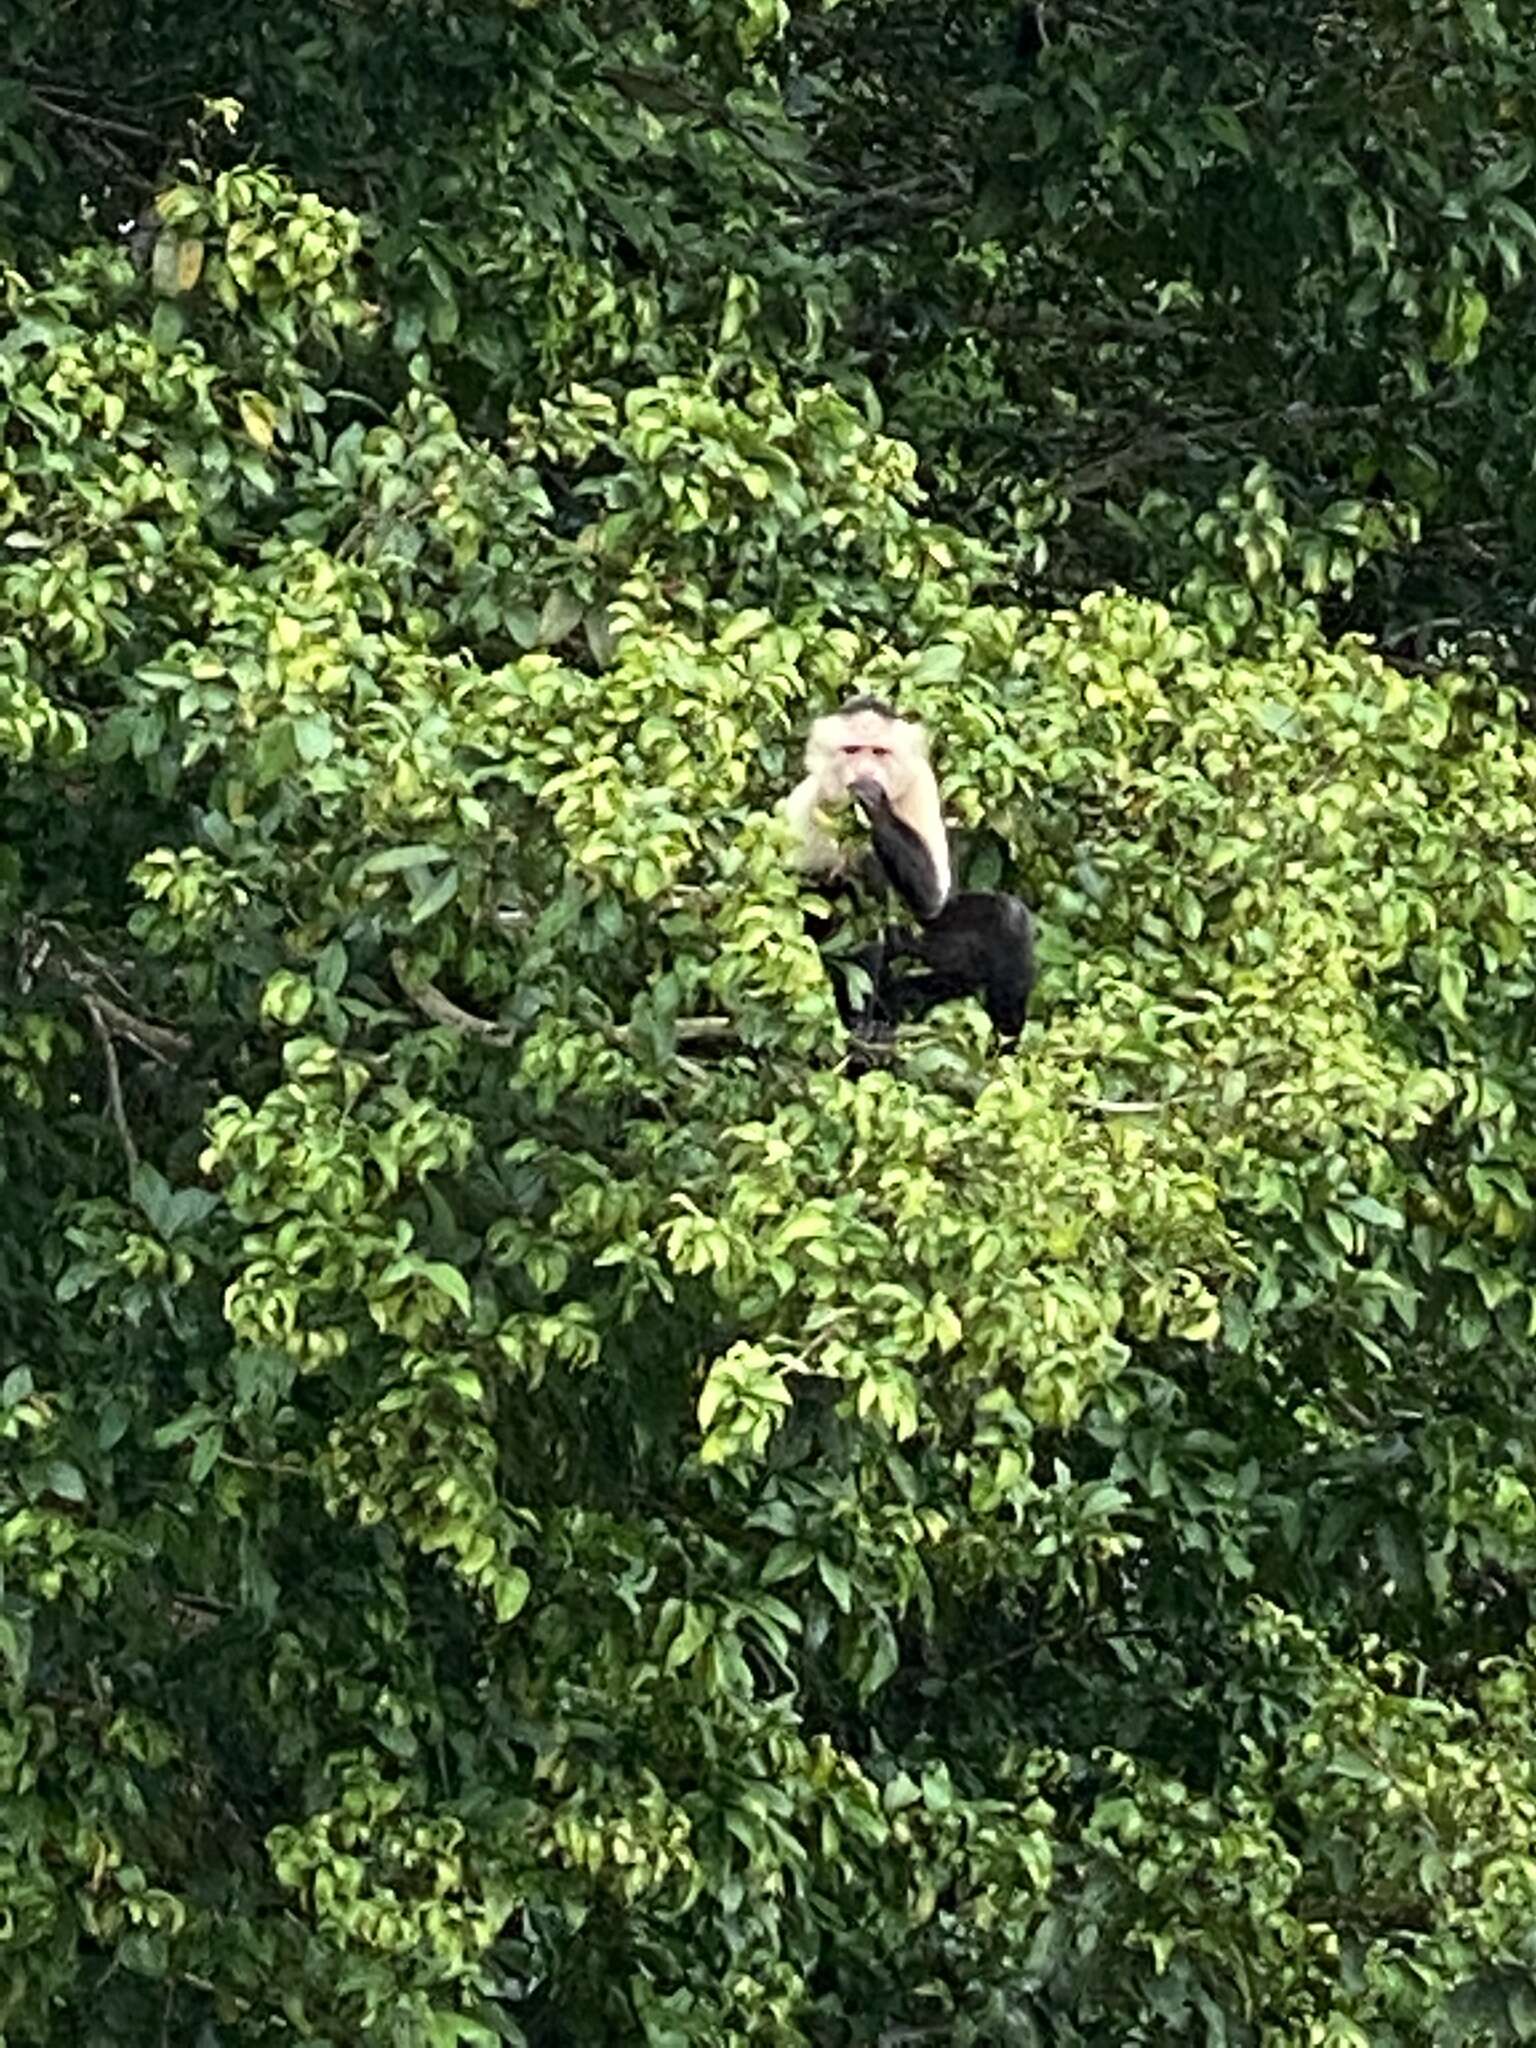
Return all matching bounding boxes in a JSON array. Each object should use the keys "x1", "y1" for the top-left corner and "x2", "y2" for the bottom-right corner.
[
  {"x1": 792, "y1": 0, "x2": 1536, "y2": 668},
  {"x1": 7, "y1": 3, "x2": 1536, "y2": 2044}
]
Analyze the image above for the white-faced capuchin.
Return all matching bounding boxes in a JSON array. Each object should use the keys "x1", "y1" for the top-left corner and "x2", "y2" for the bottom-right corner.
[{"x1": 784, "y1": 695, "x2": 1035, "y2": 1047}]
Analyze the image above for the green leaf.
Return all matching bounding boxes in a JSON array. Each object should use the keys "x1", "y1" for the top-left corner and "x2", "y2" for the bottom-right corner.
[
  {"x1": 292, "y1": 713, "x2": 333, "y2": 764},
  {"x1": 816, "y1": 1555, "x2": 853, "y2": 1613},
  {"x1": 423, "y1": 1262, "x2": 471, "y2": 1316},
  {"x1": 493, "y1": 1568, "x2": 531, "y2": 1624},
  {"x1": 907, "y1": 642, "x2": 965, "y2": 683},
  {"x1": 238, "y1": 391, "x2": 279, "y2": 451},
  {"x1": 1347, "y1": 1195, "x2": 1404, "y2": 1230},
  {"x1": 409, "y1": 863, "x2": 461, "y2": 925},
  {"x1": 537, "y1": 588, "x2": 584, "y2": 646},
  {"x1": 98, "y1": 1398, "x2": 131, "y2": 1450},
  {"x1": 131, "y1": 1162, "x2": 176, "y2": 1237},
  {"x1": 361, "y1": 843, "x2": 453, "y2": 875},
  {"x1": 1200, "y1": 104, "x2": 1252, "y2": 158},
  {"x1": 664, "y1": 1601, "x2": 713, "y2": 1671},
  {"x1": 190, "y1": 1427, "x2": 225, "y2": 1483},
  {"x1": 1438, "y1": 957, "x2": 1470, "y2": 1023},
  {"x1": 42, "y1": 1460, "x2": 87, "y2": 1503}
]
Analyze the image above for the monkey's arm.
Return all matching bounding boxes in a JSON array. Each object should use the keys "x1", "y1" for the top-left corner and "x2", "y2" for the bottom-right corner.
[{"x1": 851, "y1": 783, "x2": 949, "y2": 922}]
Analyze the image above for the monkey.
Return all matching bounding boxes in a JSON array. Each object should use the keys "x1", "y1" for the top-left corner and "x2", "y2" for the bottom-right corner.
[
  {"x1": 785, "y1": 695, "x2": 951, "y2": 920},
  {"x1": 784, "y1": 695, "x2": 1035, "y2": 1048}
]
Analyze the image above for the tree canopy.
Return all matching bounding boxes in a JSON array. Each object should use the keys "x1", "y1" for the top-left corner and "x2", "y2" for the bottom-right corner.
[{"x1": 7, "y1": 2, "x2": 1536, "y2": 2044}]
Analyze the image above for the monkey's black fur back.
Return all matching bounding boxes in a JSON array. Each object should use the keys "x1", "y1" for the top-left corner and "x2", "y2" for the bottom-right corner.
[
  {"x1": 890, "y1": 892, "x2": 1035, "y2": 1039},
  {"x1": 834, "y1": 891, "x2": 1035, "y2": 1047}
]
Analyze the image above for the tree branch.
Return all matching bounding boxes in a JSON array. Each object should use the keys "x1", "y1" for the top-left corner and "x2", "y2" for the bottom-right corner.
[
  {"x1": 391, "y1": 952, "x2": 737, "y2": 1052},
  {"x1": 85, "y1": 991, "x2": 192, "y2": 1064},
  {"x1": 28, "y1": 91, "x2": 165, "y2": 144},
  {"x1": 392, "y1": 952, "x2": 522, "y2": 1046},
  {"x1": 85, "y1": 996, "x2": 138, "y2": 1174},
  {"x1": 1069, "y1": 1093, "x2": 1184, "y2": 1113},
  {"x1": 23, "y1": 925, "x2": 192, "y2": 1062},
  {"x1": 1060, "y1": 391, "x2": 1464, "y2": 498}
]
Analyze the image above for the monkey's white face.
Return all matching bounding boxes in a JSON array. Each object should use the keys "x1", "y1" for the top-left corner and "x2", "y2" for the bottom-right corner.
[
  {"x1": 811, "y1": 708, "x2": 920, "y2": 804},
  {"x1": 787, "y1": 701, "x2": 948, "y2": 899}
]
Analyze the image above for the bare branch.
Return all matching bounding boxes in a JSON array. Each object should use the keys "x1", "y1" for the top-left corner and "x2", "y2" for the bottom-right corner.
[
  {"x1": 26, "y1": 925, "x2": 192, "y2": 1061},
  {"x1": 85, "y1": 996, "x2": 138, "y2": 1174},
  {"x1": 55, "y1": 962, "x2": 191, "y2": 1062},
  {"x1": 86, "y1": 992, "x2": 192, "y2": 1064},
  {"x1": 1060, "y1": 391, "x2": 1463, "y2": 498},
  {"x1": 673, "y1": 1017, "x2": 737, "y2": 1047},
  {"x1": 28, "y1": 91, "x2": 165, "y2": 144},
  {"x1": 392, "y1": 951, "x2": 737, "y2": 1053},
  {"x1": 1069, "y1": 1093, "x2": 1183, "y2": 1113},
  {"x1": 392, "y1": 952, "x2": 522, "y2": 1046}
]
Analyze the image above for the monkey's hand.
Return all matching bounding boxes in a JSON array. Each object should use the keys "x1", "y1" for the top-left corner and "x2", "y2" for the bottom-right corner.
[{"x1": 848, "y1": 777, "x2": 890, "y2": 817}]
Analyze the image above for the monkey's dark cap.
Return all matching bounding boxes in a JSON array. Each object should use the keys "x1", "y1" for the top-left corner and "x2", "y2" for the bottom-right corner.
[{"x1": 840, "y1": 693, "x2": 898, "y2": 719}]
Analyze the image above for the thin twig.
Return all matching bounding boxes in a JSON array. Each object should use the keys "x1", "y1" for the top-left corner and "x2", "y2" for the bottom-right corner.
[
  {"x1": 29, "y1": 92, "x2": 164, "y2": 143},
  {"x1": 1061, "y1": 390, "x2": 1462, "y2": 498},
  {"x1": 87, "y1": 991, "x2": 191, "y2": 1064},
  {"x1": 801, "y1": 1311, "x2": 852, "y2": 1361},
  {"x1": 1068, "y1": 1094, "x2": 1183, "y2": 1113},
  {"x1": 85, "y1": 996, "x2": 137, "y2": 1173},
  {"x1": 1378, "y1": 615, "x2": 1461, "y2": 650},
  {"x1": 392, "y1": 952, "x2": 736, "y2": 1052},
  {"x1": 673, "y1": 1017, "x2": 737, "y2": 1046},
  {"x1": 821, "y1": 171, "x2": 967, "y2": 231},
  {"x1": 39, "y1": 930, "x2": 192, "y2": 1060},
  {"x1": 43, "y1": 929, "x2": 134, "y2": 1001}
]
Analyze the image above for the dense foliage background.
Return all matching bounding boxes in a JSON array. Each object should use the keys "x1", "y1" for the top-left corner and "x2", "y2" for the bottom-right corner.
[{"x1": 7, "y1": 0, "x2": 1536, "y2": 2041}]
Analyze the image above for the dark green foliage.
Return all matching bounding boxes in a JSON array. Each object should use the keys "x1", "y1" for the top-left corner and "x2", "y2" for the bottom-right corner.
[{"x1": 7, "y1": 3, "x2": 1536, "y2": 2044}]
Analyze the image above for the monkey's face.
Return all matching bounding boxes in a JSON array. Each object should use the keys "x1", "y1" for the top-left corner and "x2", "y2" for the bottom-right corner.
[{"x1": 811, "y1": 707, "x2": 922, "y2": 807}]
